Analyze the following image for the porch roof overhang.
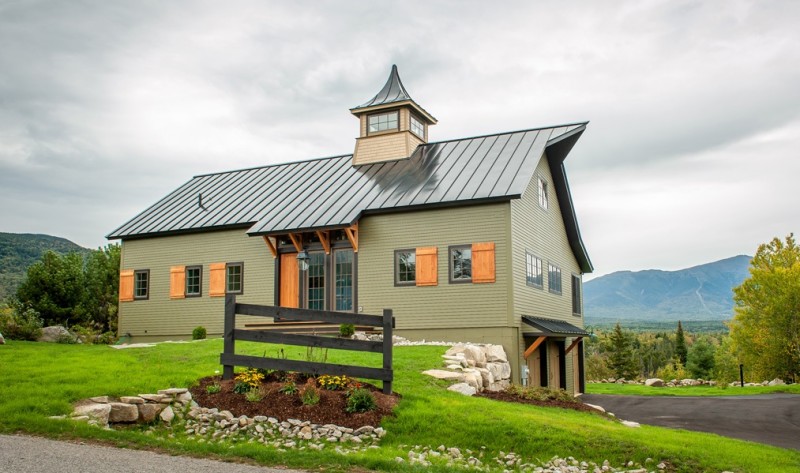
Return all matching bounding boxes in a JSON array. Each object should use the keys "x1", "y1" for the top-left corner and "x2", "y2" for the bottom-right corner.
[{"x1": 521, "y1": 316, "x2": 589, "y2": 337}]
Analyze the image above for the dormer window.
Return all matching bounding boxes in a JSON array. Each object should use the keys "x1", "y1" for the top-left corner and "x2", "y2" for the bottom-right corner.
[
  {"x1": 368, "y1": 111, "x2": 399, "y2": 134},
  {"x1": 410, "y1": 114, "x2": 425, "y2": 139}
]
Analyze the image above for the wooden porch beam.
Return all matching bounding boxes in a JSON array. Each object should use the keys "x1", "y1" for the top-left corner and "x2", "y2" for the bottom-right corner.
[
  {"x1": 344, "y1": 222, "x2": 359, "y2": 253},
  {"x1": 316, "y1": 230, "x2": 331, "y2": 255},
  {"x1": 523, "y1": 336, "x2": 547, "y2": 359},
  {"x1": 565, "y1": 337, "x2": 583, "y2": 354},
  {"x1": 262, "y1": 236, "x2": 278, "y2": 259},
  {"x1": 287, "y1": 233, "x2": 303, "y2": 253}
]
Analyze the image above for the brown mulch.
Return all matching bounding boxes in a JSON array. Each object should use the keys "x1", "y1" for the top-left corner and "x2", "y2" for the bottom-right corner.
[
  {"x1": 477, "y1": 391, "x2": 601, "y2": 413},
  {"x1": 190, "y1": 374, "x2": 399, "y2": 429}
]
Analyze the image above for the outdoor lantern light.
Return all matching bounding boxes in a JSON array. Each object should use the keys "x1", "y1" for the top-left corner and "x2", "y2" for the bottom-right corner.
[{"x1": 296, "y1": 249, "x2": 310, "y2": 271}]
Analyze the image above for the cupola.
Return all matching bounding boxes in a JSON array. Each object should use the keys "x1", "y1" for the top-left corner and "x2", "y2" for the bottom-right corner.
[{"x1": 350, "y1": 65, "x2": 437, "y2": 166}]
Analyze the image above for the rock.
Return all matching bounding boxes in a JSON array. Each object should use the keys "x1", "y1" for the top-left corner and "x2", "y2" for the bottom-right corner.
[
  {"x1": 89, "y1": 396, "x2": 109, "y2": 403},
  {"x1": 38, "y1": 326, "x2": 74, "y2": 343},
  {"x1": 462, "y1": 371, "x2": 483, "y2": 391},
  {"x1": 0, "y1": 333, "x2": 5, "y2": 344},
  {"x1": 422, "y1": 369, "x2": 464, "y2": 381},
  {"x1": 73, "y1": 403, "x2": 111, "y2": 425},
  {"x1": 484, "y1": 344, "x2": 507, "y2": 362},
  {"x1": 158, "y1": 388, "x2": 188, "y2": 395},
  {"x1": 177, "y1": 391, "x2": 193, "y2": 403},
  {"x1": 139, "y1": 394, "x2": 166, "y2": 403},
  {"x1": 462, "y1": 345, "x2": 487, "y2": 365},
  {"x1": 445, "y1": 344, "x2": 468, "y2": 357},
  {"x1": 486, "y1": 361, "x2": 511, "y2": 380},
  {"x1": 447, "y1": 383, "x2": 477, "y2": 396},
  {"x1": 160, "y1": 406, "x2": 175, "y2": 424},
  {"x1": 476, "y1": 367, "x2": 493, "y2": 387},
  {"x1": 768, "y1": 378, "x2": 785, "y2": 386},
  {"x1": 681, "y1": 378, "x2": 701, "y2": 386},
  {"x1": 486, "y1": 379, "x2": 510, "y2": 392},
  {"x1": 621, "y1": 420, "x2": 640, "y2": 428},
  {"x1": 108, "y1": 402, "x2": 139, "y2": 423},
  {"x1": 120, "y1": 396, "x2": 144, "y2": 404},
  {"x1": 584, "y1": 403, "x2": 605, "y2": 413},
  {"x1": 138, "y1": 403, "x2": 163, "y2": 423},
  {"x1": 645, "y1": 378, "x2": 664, "y2": 387}
]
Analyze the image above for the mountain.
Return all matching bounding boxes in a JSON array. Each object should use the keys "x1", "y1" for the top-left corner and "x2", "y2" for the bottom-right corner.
[
  {"x1": 584, "y1": 255, "x2": 752, "y2": 323},
  {"x1": 0, "y1": 232, "x2": 90, "y2": 299}
]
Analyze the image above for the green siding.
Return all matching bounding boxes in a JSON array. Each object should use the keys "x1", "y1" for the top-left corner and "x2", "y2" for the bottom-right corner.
[{"x1": 119, "y1": 229, "x2": 274, "y2": 340}]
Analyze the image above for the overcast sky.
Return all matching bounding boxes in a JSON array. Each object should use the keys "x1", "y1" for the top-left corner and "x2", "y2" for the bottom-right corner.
[{"x1": 1, "y1": 0, "x2": 798, "y2": 277}]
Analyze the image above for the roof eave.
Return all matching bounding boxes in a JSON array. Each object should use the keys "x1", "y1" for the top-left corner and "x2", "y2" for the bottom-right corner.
[{"x1": 350, "y1": 100, "x2": 437, "y2": 124}]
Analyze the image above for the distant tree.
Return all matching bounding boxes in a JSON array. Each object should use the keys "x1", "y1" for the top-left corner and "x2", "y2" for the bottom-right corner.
[
  {"x1": 607, "y1": 323, "x2": 638, "y2": 379},
  {"x1": 16, "y1": 251, "x2": 86, "y2": 326},
  {"x1": 713, "y1": 337, "x2": 740, "y2": 385},
  {"x1": 730, "y1": 234, "x2": 800, "y2": 382},
  {"x1": 675, "y1": 321, "x2": 688, "y2": 366},
  {"x1": 81, "y1": 244, "x2": 120, "y2": 332},
  {"x1": 686, "y1": 337, "x2": 715, "y2": 379}
]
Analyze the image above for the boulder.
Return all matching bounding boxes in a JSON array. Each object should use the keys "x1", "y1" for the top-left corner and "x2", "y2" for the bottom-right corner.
[
  {"x1": 108, "y1": 402, "x2": 139, "y2": 423},
  {"x1": 447, "y1": 383, "x2": 477, "y2": 396},
  {"x1": 120, "y1": 396, "x2": 144, "y2": 404},
  {"x1": 138, "y1": 403, "x2": 163, "y2": 423},
  {"x1": 644, "y1": 378, "x2": 664, "y2": 387},
  {"x1": 486, "y1": 361, "x2": 511, "y2": 381},
  {"x1": 73, "y1": 403, "x2": 111, "y2": 425},
  {"x1": 621, "y1": 420, "x2": 641, "y2": 428},
  {"x1": 38, "y1": 326, "x2": 74, "y2": 343},
  {"x1": 160, "y1": 406, "x2": 175, "y2": 424},
  {"x1": 444, "y1": 344, "x2": 467, "y2": 357},
  {"x1": 486, "y1": 379, "x2": 510, "y2": 392},
  {"x1": 768, "y1": 378, "x2": 785, "y2": 386},
  {"x1": 681, "y1": 378, "x2": 701, "y2": 386},
  {"x1": 462, "y1": 345, "x2": 487, "y2": 365},
  {"x1": 462, "y1": 371, "x2": 483, "y2": 392},
  {"x1": 584, "y1": 403, "x2": 605, "y2": 413},
  {"x1": 484, "y1": 344, "x2": 508, "y2": 362},
  {"x1": 476, "y1": 367, "x2": 494, "y2": 387},
  {"x1": 422, "y1": 369, "x2": 464, "y2": 382}
]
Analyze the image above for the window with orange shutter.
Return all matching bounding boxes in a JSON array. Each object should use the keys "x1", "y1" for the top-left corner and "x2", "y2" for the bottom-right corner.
[
  {"x1": 472, "y1": 242, "x2": 496, "y2": 284},
  {"x1": 170, "y1": 266, "x2": 186, "y2": 299},
  {"x1": 415, "y1": 247, "x2": 438, "y2": 286},
  {"x1": 209, "y1": 263, "x2": 226, "y2": 297},
  {"x1": 119, "y1": 269, "x2": 134, "y2": 302}
]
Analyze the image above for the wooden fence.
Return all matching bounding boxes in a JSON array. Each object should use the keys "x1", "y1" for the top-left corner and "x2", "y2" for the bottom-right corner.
[{"x1": 220, "y1": 294, "x2": 395, "y2": 394}]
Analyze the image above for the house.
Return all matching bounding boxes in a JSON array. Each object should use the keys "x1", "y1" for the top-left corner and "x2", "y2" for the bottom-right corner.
[{"x1": 108, "y1": 66, "x2": 593, "y2": 393}]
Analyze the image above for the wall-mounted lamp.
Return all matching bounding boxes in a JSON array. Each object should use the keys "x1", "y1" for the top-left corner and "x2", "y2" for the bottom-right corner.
[{"x1": 296, "y1": 249, "x2": 310, "y2": 271}]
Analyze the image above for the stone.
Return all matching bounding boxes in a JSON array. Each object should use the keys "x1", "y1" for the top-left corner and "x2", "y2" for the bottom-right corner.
[
  {"x1": 0, "y1": 333, "x2": 5, "y2": 344},
  {"x1": 768, "y1": 378, "x2": 785, "y2": 386},
  {"x1": 445, "y1": 344, "x2": 468, "y2": 357},
  {"x1": 462, "y1": 345, "x2": 486, "y2": 365},
  {"x1": 621, "y1": 420, "x2": 640, "y2": 428},
  {"x1": 681, "y1": 378, "x2": 701, "y2": 386},
  {"x1": 476, "y1": 367, "x2": 493, "y2": 387},
  {"x1": 38, "y1": 326, "x2": 74, "y2": 343},
  {"x1": 160, "y1": 406, "x2": 175, "y2": 424},
  {"x1": 89, "y1": 396, "x2": 109, "y2": 403},
  {"x1": 486, "y1": 361, "x2": 511, "y2": 380},
  {"x1": 447, "y1": 383, "x2": 477, "y2": 396},
  {"x1": 484, "y1": 344, "x2": 508, "y2": 362},
  {"x1": 584, "y1": 403, "x2": 605, "y2": 413},
  {"x1": 159, "y1": 388, "x2": 188, "y2": 395},
  {"x1": 139, "y1": 394, "x2": 166, "y2": 403},
  {"x1": 486, "y1": 379, "x2": 510, "y2": 392},
  {"x1": 73, "y1": 403, "x2": 111, "y2": 425},
  {"x1": 108, "y1": 402, "x2": 139, "y2": 423},
  {"x1": 177, "y1": 391, "x2": 193, "y2": 403},
  {"x1": 120, "y1": 396, "x2": 144, "y2": 404},
  {"x1": 422, "y1": 369, "x2": 464, "y2": 381},
  {"x1": 462, "y1": 371, "x2": 482, "y2": 391},
  {"x1": 138, "y1": 403, "x2": 163, "y2": 423},
  {"x1": 645, "y1": 378, "x2": 664, "y2": 387}
]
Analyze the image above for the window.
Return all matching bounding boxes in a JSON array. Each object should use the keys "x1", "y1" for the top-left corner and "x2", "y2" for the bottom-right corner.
[
  {"x1": 134, "y1": 270, "x2": 149, "y2": 300},
  {"x1": 572, "y1": 275, "x2": 582, "y2": 315},
  {"x1": 306, "y1": 252, "x2": 325, "y2": 310},
  {"x1": 395, "y1": 249, "x2": 416, "y2": 285},
  {"x1": 334, "y1": 250, "x2": 354, "y2": 311},
  {"x1": 538, "y1": 176, "x2": 549, "y2": 210},
  {"x1": 525, "y1": 253, "x2": 543, "y2": 288},
  {"x1": 449, "y1": 245, "x2": 472, "y2": 283},
  {"x1": 185, "y1": 266, "x2": 202, "y2": 297},
  {"x1": 548, "y1": 263, "x2": 562, "y2": 294},
  {"x1": 367, "y1": 111, "x2": 399, "y2": 133},
  {"x1": 410, "y1": 114, "x2": 424, "y2": 139},
  {"x1": 226, "y1": 263, "x2": 243, "y2": 294}
]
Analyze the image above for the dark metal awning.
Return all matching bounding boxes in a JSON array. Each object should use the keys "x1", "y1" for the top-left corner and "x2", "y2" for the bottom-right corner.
[{"x1": 522, "y1": 316, "x2": 589, "y2": 337}]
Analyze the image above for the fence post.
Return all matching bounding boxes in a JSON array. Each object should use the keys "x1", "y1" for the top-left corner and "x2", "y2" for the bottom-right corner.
[
  {"x1": 382, "y1": 309, "x2": 393, "y2": 394},
  {"x1": 222, "y1": 294, "x2": 236, "y2": 380}
]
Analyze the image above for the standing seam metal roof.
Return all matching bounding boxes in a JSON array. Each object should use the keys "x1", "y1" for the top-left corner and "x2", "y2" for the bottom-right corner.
[{"x1": 107, "y1": 122, "x2": 592, "y2": 272}]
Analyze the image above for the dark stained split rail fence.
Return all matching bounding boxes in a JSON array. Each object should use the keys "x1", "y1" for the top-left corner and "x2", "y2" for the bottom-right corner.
[{"x1": 220, "y1": 294, "x2": 395, "y2": 394}]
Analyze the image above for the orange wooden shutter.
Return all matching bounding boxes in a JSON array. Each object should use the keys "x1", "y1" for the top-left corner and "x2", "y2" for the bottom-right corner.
[
  {"x1": 170, "y1": 266, "x2": 186, "y2": 299},
  {"x1": 415, "y1": 246, "x2": 438, "y2": 286},
  {"x1": 209, "y1": 262, "x2": 226, "y2": 297},
  {"x1": 472, "y1": 242, "x2": 496, "y2": 283},
  {"x1": 119, "y1": 269, "x2": 134, "y2": 302}
]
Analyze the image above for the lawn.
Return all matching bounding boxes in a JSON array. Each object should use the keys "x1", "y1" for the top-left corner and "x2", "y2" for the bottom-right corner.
[
  {"x1": 1, "y1": 339, "x2": 798, "y2": 472},
  {"x1": 586, "y1": 382, "x2": 800, "y2": 396}
]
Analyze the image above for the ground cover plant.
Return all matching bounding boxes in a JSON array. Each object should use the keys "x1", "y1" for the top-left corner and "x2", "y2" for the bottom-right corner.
[
  {"x1": 1, "y1": 339, "x2": 799, "y2": 472},
  {"x1": 586, "y1": 382, "x2": 800, "y2": 397}
]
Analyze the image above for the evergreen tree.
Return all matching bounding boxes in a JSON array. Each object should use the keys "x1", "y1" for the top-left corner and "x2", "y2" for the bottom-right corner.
[
  {"x1": 675, "y1": 321, "x2": 688, "y2": 366},
  {"x1": 686, "y1": 337, "x2": 715, "y2": 379},
  {"x1": 607, "y1": 322, "x2": 638, "y2": 379}
]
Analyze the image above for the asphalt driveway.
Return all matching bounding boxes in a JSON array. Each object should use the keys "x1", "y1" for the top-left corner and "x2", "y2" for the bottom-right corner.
[{"x1": 581, "y1": 393, "x2": 800, "y2": 450}]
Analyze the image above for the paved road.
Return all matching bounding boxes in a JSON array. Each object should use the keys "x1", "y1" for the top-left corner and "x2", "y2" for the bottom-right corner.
[
  {"x1": 0, "y1": 434, "x2": 308, "y2": 473},
  {"x1": 581, "y1": 393, "x2": 800, "y2": 450}
]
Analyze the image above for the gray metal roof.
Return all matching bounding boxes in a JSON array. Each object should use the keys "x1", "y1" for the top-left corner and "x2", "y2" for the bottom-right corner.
[
  {"x1": 350, "y1": 65, "x2": 436, "y2": 123},
  {"x1": 107, "y1": 122, "x2": 592, "y2": 272},
  {"x1": 522, "y1": 316, "x2": 589, "y2": 336}
]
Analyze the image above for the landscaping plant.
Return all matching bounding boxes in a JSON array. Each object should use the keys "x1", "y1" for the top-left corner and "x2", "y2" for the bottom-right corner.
[
  {"x1": 345, "y1": 387, "x2": 376, "y2": 413},
  {"x1": 317, "y1": 374, "x2": 350, "y2": 390},
  {"x1": 192, "y1": 326, "x2": 207, "y2": 340},
  {"x1": 233, "y1": 368, "x2": 264, "y2": 393},
  {"x1": 338, "y1": 323, "x2": 355, "y2": 338}
]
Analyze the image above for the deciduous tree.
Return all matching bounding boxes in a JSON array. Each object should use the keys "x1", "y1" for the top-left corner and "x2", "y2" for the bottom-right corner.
[{"x1": 607, "y1": 323, "x2": 638, "y2": 380}]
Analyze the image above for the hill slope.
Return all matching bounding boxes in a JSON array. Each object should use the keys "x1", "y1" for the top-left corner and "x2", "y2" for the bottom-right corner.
[
  {"x1": 0, "y1": 232, "x2": 89, "y2": 299},
  {"x1": 584, "y1": 255, "x2": 751, "y2": 322}
]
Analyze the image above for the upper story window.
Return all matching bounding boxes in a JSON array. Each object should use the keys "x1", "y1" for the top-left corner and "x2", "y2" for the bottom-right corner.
[
  {"x1": 572, "y1": 274, "x2": 582, "y2": 316},
  {"x1": 395, "y1": 249, "x2": 416, "y2": 286},
  {"x1": 134, "y1": 270, "x2": 149, "y2": 300},
  {"x1": 409, "y1": 114, "x2": 425, "y2": 139},
  {"x1": 449, "y1": 245, "x2": 472, "y2": 283},
  {"x1": 226, "y1": 262, "x2": 243, "y2": 294},
  {"x1": 368, "y1": 111, "x2": 399, "y2": 134},
  {"x1": 548, "y1": 263, "x2": 562, "y2": 295},
  {"x1": 538, "y1": 176, "x2": 549, "y2": 210},
  {"x1": 186, "y1": 266, "x2": 202, "y2": 297},
  {"x1": 525, "y1": 252, "x2": 543, "y2": 288}
]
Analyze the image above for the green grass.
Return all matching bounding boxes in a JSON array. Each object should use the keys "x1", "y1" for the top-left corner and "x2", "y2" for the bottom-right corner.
[
  {"x1": 0, "y1": 340, "x2": 798, "y2": 472},
  {"x1": 587, "y1": 382, "x2": 800, "y2": 396}
]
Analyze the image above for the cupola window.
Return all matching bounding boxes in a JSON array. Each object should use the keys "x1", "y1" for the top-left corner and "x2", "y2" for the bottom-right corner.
[
  {"x1": 368, "y1": 111, "x2": 399, "y2": 134},
  {"x1": 410, "y1": 114, "x2": 425, "y2": 139}
]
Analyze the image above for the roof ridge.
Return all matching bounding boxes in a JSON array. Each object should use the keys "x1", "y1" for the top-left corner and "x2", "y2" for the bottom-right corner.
[{"x1": 192, "y1": 153, "x2": 352, "y2": 178}]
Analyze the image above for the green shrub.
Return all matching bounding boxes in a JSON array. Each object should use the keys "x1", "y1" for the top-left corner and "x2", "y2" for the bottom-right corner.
[
  {"x1": 345, "y1": 388, "x2": 376, "y2": 413},
  {"x1": 339, "y1": 323, "x2": 355, "y2": 338},
  {"x1": 72, "y1": 324, "x2": 116, "y2": 344},
  {"x1": 245, "y1": 387, "x2": 265, "y2": 402},
  {"x1": 0, "y1": 305, "x2": 43, "y2": 341},
  {"x1": 206, "y1": 383, "x2": 221, "y2": 394},
  {"x1": 56, "y1": 333, "x2": 78, "y2": 344},
  {"x1": 301, "y1": 384, "x2": 320, "y2": 406},
  {"x1": 505, "y1": 385, "x2": 577, "y2": 403},
  {"x1": 192, "y1": 326, "x2": 207, "y2": 340},
  {"x1": 279, "y1": 381, "x2": 298, "y2": 395}
]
